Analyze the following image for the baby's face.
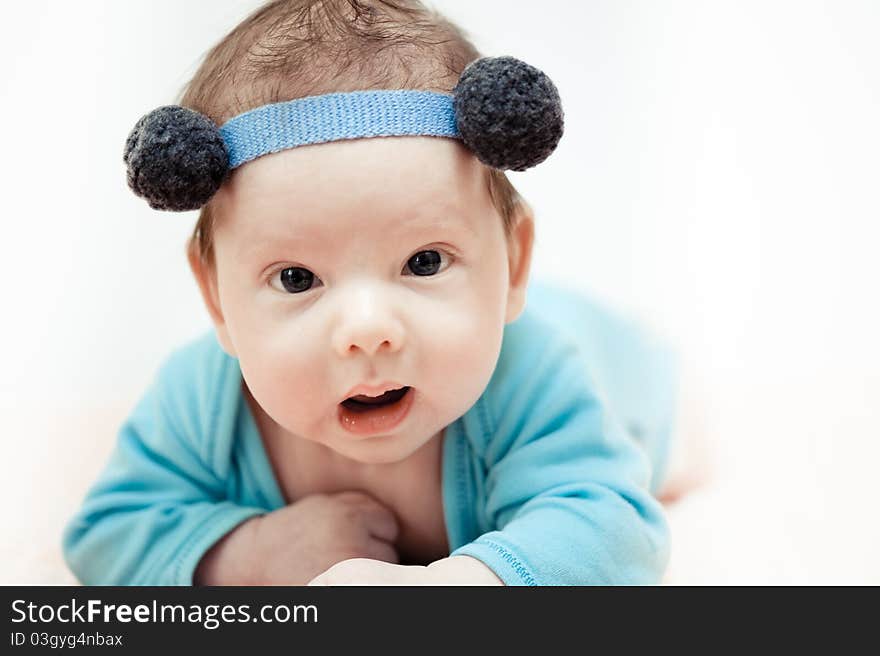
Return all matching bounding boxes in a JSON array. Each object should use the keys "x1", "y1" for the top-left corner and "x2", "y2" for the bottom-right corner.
[{"x1": 205, "y1": 137, "x2": 527, "y2": 464}]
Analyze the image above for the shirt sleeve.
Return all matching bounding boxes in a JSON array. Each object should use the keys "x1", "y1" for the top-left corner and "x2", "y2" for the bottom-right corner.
[
  {"x1": 449, "y1": 321, "x2": 670, "y2": 585},
  {"x1": 61, "y1": 342, "x2": 267, "y2": 585}
]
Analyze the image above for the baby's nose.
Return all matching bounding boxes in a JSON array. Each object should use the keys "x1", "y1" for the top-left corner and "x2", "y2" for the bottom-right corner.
[{"x1": 331, "y1": 287, "x2": 405, "y2": 358}]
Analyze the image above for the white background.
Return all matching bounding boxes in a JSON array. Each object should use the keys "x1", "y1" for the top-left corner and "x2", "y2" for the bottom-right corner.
[{"x1": 1, "y1": 0, "x2": 878, "y2": 583}]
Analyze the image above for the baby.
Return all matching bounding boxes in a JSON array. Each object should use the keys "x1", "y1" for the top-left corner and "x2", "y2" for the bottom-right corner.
[{"x1": 63, "y1": 0, "x2": 673, "y2": 585}]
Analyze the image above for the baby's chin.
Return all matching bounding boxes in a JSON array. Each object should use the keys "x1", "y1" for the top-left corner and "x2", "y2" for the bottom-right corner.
[{"x1": 322, "y1": 427, "x2": 445, "y2": 466}]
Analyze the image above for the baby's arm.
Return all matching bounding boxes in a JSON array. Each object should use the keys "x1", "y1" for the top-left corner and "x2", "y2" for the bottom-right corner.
[
  {"x1": 62, "y1": 351, "x2": 267, "y2": 585},
  {"x1": 447, "y1": 329, "x2": 670, "y2": 585}
]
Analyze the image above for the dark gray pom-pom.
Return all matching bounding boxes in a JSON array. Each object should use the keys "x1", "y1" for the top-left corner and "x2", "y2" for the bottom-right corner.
[
  {"x1": 453, "y1": 56, "x2": 564, "y2": 171},
  {"x1": 123, "y1": 105, "x2": 229, "y2": 211}
]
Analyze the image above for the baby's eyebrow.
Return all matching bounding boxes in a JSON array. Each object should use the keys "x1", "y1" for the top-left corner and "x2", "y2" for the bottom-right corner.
[
  {"x1": 235, "y1": 232, "x2": 316, "y2": 261},
  {"x1": 402, "y1": 210, "x2": 480, "y2": 239},
  {"x1": 236, "y1": 208, "x2": 478, "y2": 261}
]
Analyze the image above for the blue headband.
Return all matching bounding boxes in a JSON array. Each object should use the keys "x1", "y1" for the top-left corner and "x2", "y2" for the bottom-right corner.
[
  {"x1": 124, "y1": 56, "x2": 564, "y2": 211},
  {"x1": 219, "y1": 90, "x2": 458, "y2": 170}
]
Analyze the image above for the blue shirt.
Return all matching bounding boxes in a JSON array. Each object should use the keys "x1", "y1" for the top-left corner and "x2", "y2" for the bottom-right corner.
[{"x1": 62, "y1": 281, "x2": 674, "y2": 585}]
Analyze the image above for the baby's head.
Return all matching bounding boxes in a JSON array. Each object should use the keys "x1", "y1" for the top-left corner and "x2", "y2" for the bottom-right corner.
[{"x1": 165, "y1": 0, "x2": 549, "y2": 464}]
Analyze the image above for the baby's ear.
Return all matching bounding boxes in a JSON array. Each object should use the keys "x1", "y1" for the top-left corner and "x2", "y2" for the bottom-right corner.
[
  {"x1": 187, "y1": 245, "x2": 237, "y2": 357},
  {"x1": 504, "y1": 202, "x2": 535, "y2": 324}
]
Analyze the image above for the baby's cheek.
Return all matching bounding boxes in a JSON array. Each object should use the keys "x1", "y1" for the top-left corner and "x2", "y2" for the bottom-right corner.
[
  {"x1": 425, "y1": 304, "x2": 504, "y2": 407},
  {"x1": 242, "y1": 348, "x2": 327, "y2": 423}
]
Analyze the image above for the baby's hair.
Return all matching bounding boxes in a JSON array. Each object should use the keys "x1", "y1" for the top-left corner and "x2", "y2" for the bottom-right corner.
[{"x1": 178, "y1": 0, "x2": 522, "y2": 270}]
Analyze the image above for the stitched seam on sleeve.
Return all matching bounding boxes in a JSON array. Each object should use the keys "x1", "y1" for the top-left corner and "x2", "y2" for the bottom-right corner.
[
  {"x1": 477, "y1": 538, "x2": 538, "y2": 586},
  {"x1": 132, "y1": 506, "x2": 212, "y2": 585},
  {"x1": 169, "y1": 504, "x2": 246, "y2": 585}
]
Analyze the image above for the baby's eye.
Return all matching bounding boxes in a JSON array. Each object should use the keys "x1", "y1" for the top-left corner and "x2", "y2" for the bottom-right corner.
[
  {"x1": 272, "y1": 266, "x2": 322, "y2": 294},
  {"x1": 404, "y1": 250, "x2": 450, "y2": 277}
]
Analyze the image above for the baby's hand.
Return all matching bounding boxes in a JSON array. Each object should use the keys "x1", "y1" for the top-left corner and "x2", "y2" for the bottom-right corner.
[
  {"x1": 254, "y1": 491, "x2": 400, "y2": 585},
  {"x1": 307, "y1": 558, "x2": 431, "y2": 586},
  {"x1": 307, "y1": 556, "x2": 505, "y2": 586},
  {"x1": 195, "y1": 491, "x2": 399, "y2": 585}
]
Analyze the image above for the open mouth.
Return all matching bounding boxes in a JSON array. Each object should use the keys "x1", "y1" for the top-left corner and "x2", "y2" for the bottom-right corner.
[
  {"x1": 338, "y1": 386, "x2": 414, "y2": 436},
  {"x1": 341, "y1": 386, "x2": 411, "y2": 412}
]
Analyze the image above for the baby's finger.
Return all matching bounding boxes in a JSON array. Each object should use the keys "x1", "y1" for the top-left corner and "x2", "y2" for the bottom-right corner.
[
  {"x1": 330, "y1": 490, "x2": 399, "y2": 541},
  {"x1": 333, "y1": 490, "x2": 378, "y2": 504},
  {"x1": 363, "y1": 505, "x2": 399, "y2": 542},
  {"x1": 363, "y1": 539, "x2": 400, "y2": 565}
]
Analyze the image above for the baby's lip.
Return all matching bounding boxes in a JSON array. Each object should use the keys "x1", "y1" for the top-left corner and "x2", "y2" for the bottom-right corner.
[{"x1": 341, "y1": 381, "x2": 408, "y2": 402}]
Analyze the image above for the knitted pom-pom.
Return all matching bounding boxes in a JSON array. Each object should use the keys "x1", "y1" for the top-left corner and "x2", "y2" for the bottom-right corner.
[
  {"x1": 453, "y1": 56, "x2": 564, "y2": 171},
  {"x1": 123, "y1": 106, "x2": 229, "y2": 211}
]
